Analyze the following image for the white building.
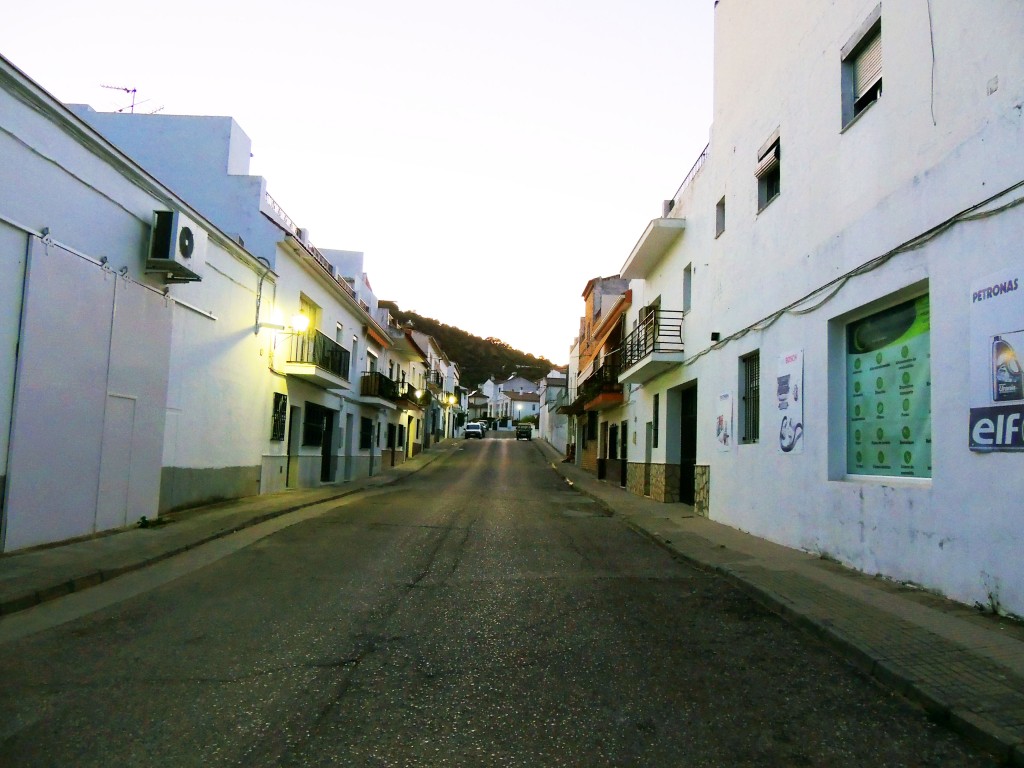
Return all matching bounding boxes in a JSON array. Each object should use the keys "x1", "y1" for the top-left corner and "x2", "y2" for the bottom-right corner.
[
  {"x1": 67, "y1": 107, "x2": 417, "y2": 498},
  {"x1": 537, "y1": 373, "x2": 569, "y2": 451},
  {"x1": 600, "y1": 2, "x2": 1024, "y2": 613},
  {"x1": 0, "y1": 56, "x2": 273, "y2": 549}
]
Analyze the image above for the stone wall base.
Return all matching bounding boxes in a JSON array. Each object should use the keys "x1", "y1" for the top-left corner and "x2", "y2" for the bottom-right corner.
[
  {"x1": 625, "y1": 462, "x2": 682, "y2": 503},
  {"x1": 694, "y1": 464, "x2": 710, "y2": 517}
]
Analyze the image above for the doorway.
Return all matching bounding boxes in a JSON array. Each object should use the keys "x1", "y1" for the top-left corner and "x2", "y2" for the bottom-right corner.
[
  {"x1": 644, "y1": 422, "x2": 653, "y2": 496},
  {"x1": 344, "y1": 413, "x2": 354, "y2": 482},
  {"x1": 619, "y1": 420, "x2": 628, "y2": 488},
  {"x1": 286, "y1": 405, "x2": 301, "y2": 488},
  {"x1": 679, "y1": 385, "x2": 698, "y2": 504},
  {"x1": 320, "y1": 409, "x2": 336, "y2": 482}
]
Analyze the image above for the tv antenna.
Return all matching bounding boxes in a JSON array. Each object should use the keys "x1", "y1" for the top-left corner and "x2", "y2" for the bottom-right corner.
[{"x1": 101, "y1": 84, "x2": 139, "y2": 113}]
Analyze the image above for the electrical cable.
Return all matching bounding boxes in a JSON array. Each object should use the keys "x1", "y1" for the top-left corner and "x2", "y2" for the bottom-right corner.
[{"x1": 682, "y1": 177, "x2": 1024, "y2": 367}]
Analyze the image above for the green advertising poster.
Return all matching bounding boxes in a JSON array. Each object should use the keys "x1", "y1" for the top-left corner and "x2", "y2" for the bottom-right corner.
[{"x1": 846, "y1": 295, "x2": 931, "y2": 478}]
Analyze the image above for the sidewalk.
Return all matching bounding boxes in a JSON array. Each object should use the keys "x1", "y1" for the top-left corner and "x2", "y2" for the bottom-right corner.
[
  {"x1": 0, "y1": 441, "x2": 460, "y2": 617},
  {"x1": 533, "y1": 439, "x2": 1024, "y2": 765},
  {"x1": 2, "y1": 437, "x2": 1023, "y2": 763}
]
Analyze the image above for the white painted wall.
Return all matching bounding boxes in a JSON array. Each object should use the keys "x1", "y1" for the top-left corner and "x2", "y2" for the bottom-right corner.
[{"x1": 617, "y1": 2, "x2": 1024, "y2": 613}]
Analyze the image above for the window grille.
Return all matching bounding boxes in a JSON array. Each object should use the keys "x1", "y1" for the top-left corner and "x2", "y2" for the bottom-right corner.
[
  {"x1": 270, "y1": 392, "x2": 287, "y2": 442},
  {"x1": 742, "y1": 352, "x2": 761, "y2": 443}
]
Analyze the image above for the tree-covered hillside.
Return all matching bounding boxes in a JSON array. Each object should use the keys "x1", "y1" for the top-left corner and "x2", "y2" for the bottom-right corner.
[{"x1": 382, "y1": 305, "x2": 559, "y2": 391}]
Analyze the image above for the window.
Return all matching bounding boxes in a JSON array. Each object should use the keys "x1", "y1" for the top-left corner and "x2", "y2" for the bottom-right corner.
[
  {"x1": 303, "y1": 402, "x2": 328, "y2": 446},
  {"x1": 683, "y1": 264, "x2": 693, "y2": 313},
  {"x1": 359, "y1": 417, "x2": 373, "y2": 450},
  {"x1": 653, "y1": 394, "x2": 660, "y2": 448},
  {"x1": 715, "y1": 197, "x2": 726, "y2": 237},
  {"x1": 740, "y1": 352, "x2": 760, "y2": 443},
  {"x1": 587, "y1": 411, "x2": 598, "y2": 441},
  {"x1": 298, "y1": 294, "x2": 320, "y2": 332},
  {"x1": 270, "y1": 392, "x2": 287, "y2": 441},
  {"x1": 846, "y1": 295, "x2": 931, "y2": 478},
  {"x1": 367, "y1": 351, "x2": 377, "y2": 373},
  {"x1": 842, "y1": 9, "x2": 882, "y2": 127},
  {"x1": 756, "y1": 137, "x2": 781, "y2": 212}
]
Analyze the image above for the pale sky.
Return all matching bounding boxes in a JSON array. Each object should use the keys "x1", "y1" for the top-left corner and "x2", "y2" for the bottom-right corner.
[{"x1": 1, "y1": 1, "x2": 714, "y2": 366}]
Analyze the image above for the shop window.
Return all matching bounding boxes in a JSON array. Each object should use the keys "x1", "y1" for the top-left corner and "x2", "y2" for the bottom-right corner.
[{"x1": 846, "y1": 295, "x2": 931, "y2": 478}]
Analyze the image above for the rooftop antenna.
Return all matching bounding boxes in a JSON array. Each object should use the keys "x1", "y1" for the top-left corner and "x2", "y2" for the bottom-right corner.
[{"x1": 101, "y1": 84, "x2": 138, "y2": 113}]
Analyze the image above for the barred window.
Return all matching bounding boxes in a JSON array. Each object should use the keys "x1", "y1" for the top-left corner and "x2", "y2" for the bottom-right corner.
[
  {"x1": 270, "y1": 392, "x2": 287, "y2": 442},
  {"x1": 741, "y1": 352, "x2": 761, "y2": 443}
]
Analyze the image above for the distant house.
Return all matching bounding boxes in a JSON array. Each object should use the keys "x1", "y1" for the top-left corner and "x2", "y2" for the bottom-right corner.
[{"x1": 537, "y1": 374, "x2": 569, "y2": 451}]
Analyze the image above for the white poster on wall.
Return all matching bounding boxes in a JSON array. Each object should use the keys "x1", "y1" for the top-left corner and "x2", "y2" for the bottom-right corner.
[
  {"x1": 716, "y1": 391, "x2": 733, "y2": 452},
  {"x1": 777, "y1": 349, "x2": 804, "y2": 454},
  {"x1": 969, "y1": 268, "x2": 1024, "y2": 451}
]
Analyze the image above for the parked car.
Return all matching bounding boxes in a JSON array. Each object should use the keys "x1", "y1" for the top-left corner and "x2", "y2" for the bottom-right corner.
[
  {"x1": 515, "y1": 423, "x2": 532, "y2": 441},
  {"x1": 465, "y1": 423, "x2": 484, "y2": 439}
]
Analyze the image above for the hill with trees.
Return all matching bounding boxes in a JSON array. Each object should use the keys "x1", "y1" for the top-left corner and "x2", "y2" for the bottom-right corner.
[{"x1": 381, "y1": 304, "x2": 560, "y2": 390}]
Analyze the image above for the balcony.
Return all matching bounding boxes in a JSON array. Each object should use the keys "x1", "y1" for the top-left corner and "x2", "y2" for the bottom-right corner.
[
  {"x1": 619, "y1": 310, "x2": 685, "y2": 386},
  {"x1": 396, "y1": 381, "x2": 429, "y2": 409},
  {"x1": 360, "y1": 371, "x2": 398, "y2": 407},
  {"x1": 580, "y1": 357, "x2": 623, "y2": 411},
  {"x1": 425, "y1": 369, "x2": 444, "y2": 393},
  {"x1": 283, "y1": 331, "x2": 351, "y2": 390}
]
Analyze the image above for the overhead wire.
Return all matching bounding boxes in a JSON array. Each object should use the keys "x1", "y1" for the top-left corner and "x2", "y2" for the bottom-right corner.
[{"x1": 682, "y1": 176, "x2": 1024, "y2": 367}]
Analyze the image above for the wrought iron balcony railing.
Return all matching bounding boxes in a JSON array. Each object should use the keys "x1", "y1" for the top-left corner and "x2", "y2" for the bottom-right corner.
[
  {"x1": 621, "y1": 309, "x2": 685, "y2": 370},
  {"x1": 397, "y1": 381, "x2": 431, "y2": 406},
  {"x1": 360, "y1": 371, "x2": 398, "y2": 400},
  {"x1": 287, "y1": 330, "x2": 351, "y2": 380},
  {"x1": 579, "y1": 356, "x2": 622, "y2": 403},
  {"x1": 425, "y1": 370, "x2": 445, "y2": 390}
]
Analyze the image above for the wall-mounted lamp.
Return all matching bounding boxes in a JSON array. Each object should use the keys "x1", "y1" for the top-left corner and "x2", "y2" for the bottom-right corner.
[{"x1": 257, "y1": 311, "x2": 310, "y2": 335}]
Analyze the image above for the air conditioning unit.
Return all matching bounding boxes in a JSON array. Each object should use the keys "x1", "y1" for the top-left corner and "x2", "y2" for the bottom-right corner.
[
  {"x1": 146, "y1": 210, "x2": 204, "y2": 283},
  {"x1": 297, "y1": 227, "x2": 311, "y2": 247}
]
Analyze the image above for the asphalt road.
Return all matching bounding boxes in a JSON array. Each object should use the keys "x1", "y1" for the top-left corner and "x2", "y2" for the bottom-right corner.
[{"x1": 0, "y1": 439, "x2": 996, "y2": 766}]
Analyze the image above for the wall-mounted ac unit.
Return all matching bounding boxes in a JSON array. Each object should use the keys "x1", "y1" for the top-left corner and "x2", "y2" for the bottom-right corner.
[
  {"x1": 297, "y1": 227, "x2": 311, "y2": 247},
  {"x1": 146, "y1": 210, "x2": 204, "y2": 283}
]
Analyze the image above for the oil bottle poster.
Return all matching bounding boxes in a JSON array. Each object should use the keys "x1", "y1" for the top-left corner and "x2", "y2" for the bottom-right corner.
[
  {"x1": 715, "y1": 391, "x2": 732, "y2": 452},
  {"x1": 777, "y1": 350, "x2": 804, "y2": 454},
  {"x1": 846, "y1": 296, "x2": 931, "y2": 477},
  {"x1": 969, "y1": 268, "x2": 1024, "y2": 451}
]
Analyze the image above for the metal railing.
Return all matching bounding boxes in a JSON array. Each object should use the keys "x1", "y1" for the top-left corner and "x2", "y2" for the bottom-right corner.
[
  {"x1": 361, "y1": 371, "x2": 398, "y2": 400},
  {"x1": 671, "y1": 142, "x2": 710, "y2": 205},
  {"x1": 621, "y1": 310, "x2": 685, "y2": 370},
  {"x1": 579, "y1": 356, "x2": 622, "y2": 403},
  {"x1": 397, "y1": 381, "x2": 431, "y2": 406},
  {"x1": 287, "y1": 330, "x2": 351, "y2": 380},
  {"x1": 425, "y1": 370, "x2": 444, "y2": 391}
]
